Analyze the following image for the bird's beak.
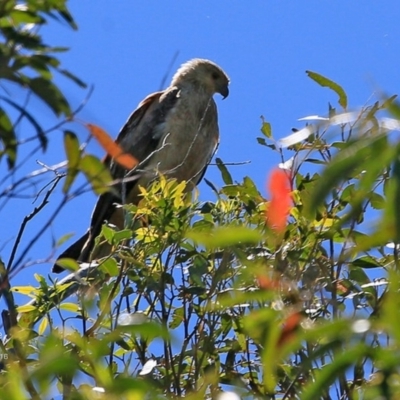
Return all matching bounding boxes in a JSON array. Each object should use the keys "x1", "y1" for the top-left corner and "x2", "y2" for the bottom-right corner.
[{"x1": 220, "y1": 85, "x2": 229, "y2": 100}]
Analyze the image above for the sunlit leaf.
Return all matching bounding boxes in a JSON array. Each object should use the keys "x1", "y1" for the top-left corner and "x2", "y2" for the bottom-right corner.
[
  {"x1": 9, "y1": 9, "x2": 44, "y2": 25},
  {"x1": 186, "y1": 225, "x2": 262, "y2": 248},
  {"x1": 260, "y1": 116, "x2": 272, "y2": 138},
  {"x1": 59, "y1": 303, "x2": 80, "y2": 313},
  {"x1": 17, "y1": 304, "x2": 37, "y2": 313},
  {"x1": 306, "y1": 70, "x2": 348, "y2": 109},
  {"x1": 38, "y1": 317, "x2": 48, "y2": 335},
  {"x1": 12, "y1": 286, "x2": 37, "y2": 295},
  {"x1": 100, "y1": 258, "x2": 119, "y2": 277},
  {"x1": 56, "y1": 233, "x2": 75, "y2": 247},
  {"x1": 53, "y1": 258, "x2": 79, "y2": 272},
  {"x1": 62, "y1": 130, "x2": 81, "y2": 193},
  {"x1": 79, "y1": 154, "x2": 113, "y2": 194},
  {"x1": 169, "y1": 307, "x2": 184, "y2": 329}
]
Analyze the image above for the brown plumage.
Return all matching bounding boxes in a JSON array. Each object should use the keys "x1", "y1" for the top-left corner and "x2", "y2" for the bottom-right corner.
[{"x1": 53, "y1": 58, "x2": 229, "y2": 273}]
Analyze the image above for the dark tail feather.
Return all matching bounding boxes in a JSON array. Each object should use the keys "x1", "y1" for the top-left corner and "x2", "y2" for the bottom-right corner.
[{"x1": 52, "y1": 231, "x2": 90, "y2": 273}]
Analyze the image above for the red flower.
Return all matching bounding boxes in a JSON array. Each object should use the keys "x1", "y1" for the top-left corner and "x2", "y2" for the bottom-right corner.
[{"x1": 266, "y1": 169, "x2": 292, "y2": 232}]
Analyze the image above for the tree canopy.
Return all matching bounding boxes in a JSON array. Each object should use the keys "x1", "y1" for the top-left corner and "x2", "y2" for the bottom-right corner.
[{"x1": 2, "y1": 2, "x2": 400, "y2": 399}]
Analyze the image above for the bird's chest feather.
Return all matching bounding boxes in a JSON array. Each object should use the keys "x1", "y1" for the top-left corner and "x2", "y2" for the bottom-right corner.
[{"x1": 145, "y1": 96, "x2": 218, "y2": 182}]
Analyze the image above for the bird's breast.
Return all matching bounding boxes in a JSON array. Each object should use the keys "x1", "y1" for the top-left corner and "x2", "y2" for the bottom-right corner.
[{"x1": 140, "y1": 97, "x2": 218, "y2": 188}]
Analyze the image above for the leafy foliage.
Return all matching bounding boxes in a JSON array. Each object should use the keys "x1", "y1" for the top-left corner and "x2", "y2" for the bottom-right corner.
[
  {"x1": 0, "y1": 0, "x2": 84, "y2": 169},
  {"x1": 2, "y1": 3, "x2": 400, "y2": 399}
]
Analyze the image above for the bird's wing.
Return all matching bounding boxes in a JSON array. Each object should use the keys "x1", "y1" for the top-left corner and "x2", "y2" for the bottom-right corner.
[
  {"x1": 107, "y1": 87, "x2": 181, "y2": 175},
  {"x1": 60, "y1": 87, "x2": 182, "y2": 265}
]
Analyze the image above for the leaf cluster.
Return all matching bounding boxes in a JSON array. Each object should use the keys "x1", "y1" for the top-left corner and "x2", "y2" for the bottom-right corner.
[
  {"x1": 0, "y1": 0, "x2": 84, "y2": 169},
  {"x1": 3, "y1": 6, "x2": 400, "y2": 398}
]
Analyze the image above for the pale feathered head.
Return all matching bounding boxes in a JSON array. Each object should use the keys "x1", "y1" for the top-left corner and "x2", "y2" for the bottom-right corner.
[{"x1": 171, "y1": 58, "x2": 230, "y2": 99}]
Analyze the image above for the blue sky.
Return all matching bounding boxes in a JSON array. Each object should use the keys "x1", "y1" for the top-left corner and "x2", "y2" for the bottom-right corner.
[{"x1": 3, "y1": 1, "x2": 400, "y2": 286}]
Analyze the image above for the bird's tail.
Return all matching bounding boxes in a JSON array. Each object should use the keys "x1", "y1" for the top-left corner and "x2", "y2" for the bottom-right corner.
[{"x1": 52, "y1": 231, "x2": 91, "y2": 273}]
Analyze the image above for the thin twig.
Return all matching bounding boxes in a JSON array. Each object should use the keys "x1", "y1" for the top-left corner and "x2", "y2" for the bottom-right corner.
[
  {"x1": 7, "y1": 176, "x2": 62, "y2": 272},
  {"x1": 208, "y1": 160, "x2": 251, "y2": 166}
]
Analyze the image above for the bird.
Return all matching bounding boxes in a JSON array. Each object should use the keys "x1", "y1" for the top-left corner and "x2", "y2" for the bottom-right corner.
[{"x1": 52, "y1": 58, "x2": 230, "y2": 273}]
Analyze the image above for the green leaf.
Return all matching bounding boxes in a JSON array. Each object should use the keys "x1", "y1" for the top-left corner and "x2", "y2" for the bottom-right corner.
[
  {"x1": 56, "y1": 7, "x2": 78, "y2": 30},
  {"x1": 0, "y1": 96, "x2": 47, "y2": 152},
  {"x1": 0, "y1": 107, "x2": 17, "y2": 169},
  {"x1": 301, "y1": 344, "x2": 369, "y2": 400},
  {"x1": 100, "y1": 258, "x2": 119, "y2": 277},
  {"x1": 382, "y1": 269, "x2": 400, "y2": 344},
  {"x1": 384, "y1": 155, "x2": 400, "y2": 243},
  {"x1": 306, "y1": 70, "x2": 348, "y2": 109},
  {"x1": 112, "y1": 229, "x2": 133, "y2": 244},
  {"x1": 256, "y1": 137, "x2": 267, "y2": 146},
  {"x1": 221, "y1": 184, "x2": 241, "y2": 197},
  {"x1": 215, "y1": 158, "x2": 233, "y2": 185},
  {"x1": 54, "y1": 258, "x2": 80, "y2": 272},
  {"x1": 260, "y1": 116, "x2": 272, "y2": 138},
  {"x1": 349, "y1": 266, "x2": 370, "y2": 285},
  {"x1": 29, "y1": 77, "x2": 71, "y2": 116},
  {"x1": 116, "y1": 321, "x2": 169, "y2": 341},
  {"x1": 58, "y1": 68, "x2": 87, "y2": 87},
  {"x1": 307, "y1": 134, "x2": 390, "y2": 215},
  {"x1": 387, "y1": 97, "x2": 400, "y2": 120},
  {"x1": 369, "y1": 192, "x2": 385, "y2": 210},
  {"x1": 56, "y1": 232, "x2": 75, "y2": 246},
  {"x1": 101, "y1": 224, "x2": 116, "y2": 243},
  {"x1": 350, "y1": 256, "x2": 381, "y2": 269},
  {"x1": 62, "y1": 130, "x2": 81, "y2": 193},
  {"x1": 12, "y1": 286, "x2": 37, "y2": 295},
  {"x1": 189, "y1": 255, "x2": 209, "y2": 287},
  {"x1": 305, "y1": 158, "x2": 326, "y2": 165},
  {"x1": 38, "y1": 317, "x2": 48, "y2": 335},
  {"x1": 169, "y1": 307, "x2": 184, "y2": 329},
  {"x1": 243, "y1": 176, "x2": 261, "y2": 198},
  {"x1": 12, "y1": 54, "x2": 61, "y2": 80},
  {"x1": 79, "y1": 154, "x2": 112, "y2": 195},
  {"x1": 17, "y1": 304, "x2": 37, "y2": 313},
  {"x1": 1, "y1": 27, "x2": 42, "y2": 49},
  {"x1": 59, "y1": 303, "x2": 80, "y2": 313},
  {"x1": 186, "y1": 225, "x2": 262, "y2": 248},
  {"x1": 203, "y1": 178, "x2": 219, "y2": 194},
  {"x1": 340, "y1": 183, "x2": 355, "y2": 205},
  {"x1": 9, "y1": 9, "x2": 44, "y2": 25},
  {"x1": 380, "y1": 94, "x2": 398, "y2": 110}
]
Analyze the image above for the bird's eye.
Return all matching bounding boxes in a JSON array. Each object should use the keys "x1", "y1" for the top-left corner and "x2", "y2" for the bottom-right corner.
[{"x1": 211, "y1": 72, "x2": 220, "y2": 80}]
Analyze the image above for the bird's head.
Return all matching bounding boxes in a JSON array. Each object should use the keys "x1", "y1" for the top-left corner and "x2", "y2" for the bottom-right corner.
[{"x1": 172, "y1": 58, "x2": 230, "y2": 99}]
